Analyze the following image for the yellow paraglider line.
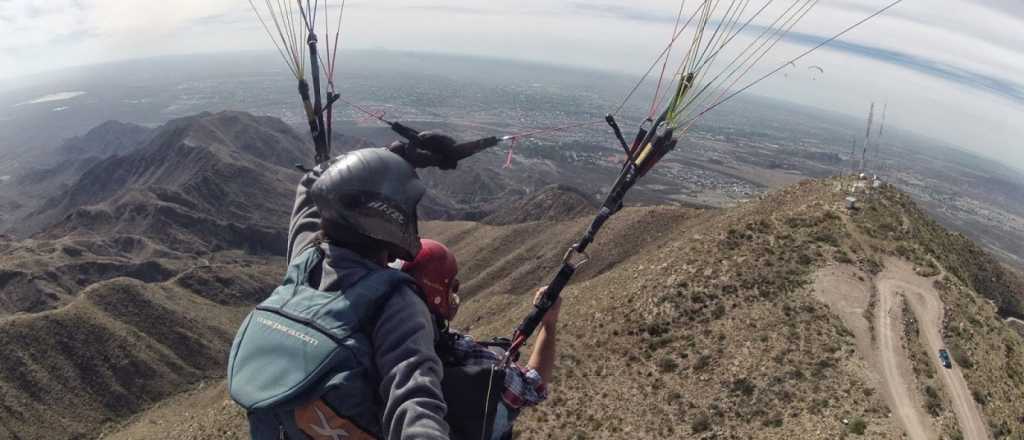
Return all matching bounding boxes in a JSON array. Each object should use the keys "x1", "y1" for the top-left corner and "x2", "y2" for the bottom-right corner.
[
  {"x1": 680, "y1": 0, "x2": 818, "y2": 127},
  {"x1": 679, "y1": 0, "x2": 904, "y2": 131},
  {"x1": 647, "y1": 0, "x2": 689, "y2": 120},
  {"x1": 658, "y1": 0, "x2": 775, "y2": 128},
  {"x1": 611, "y1": 0, "x2": 715, "y2": 117}
]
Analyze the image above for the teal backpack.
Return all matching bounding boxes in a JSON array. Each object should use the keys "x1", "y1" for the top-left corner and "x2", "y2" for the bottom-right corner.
[{"x1": 227, "y1": 246, "x2": 416, "y2": 439}]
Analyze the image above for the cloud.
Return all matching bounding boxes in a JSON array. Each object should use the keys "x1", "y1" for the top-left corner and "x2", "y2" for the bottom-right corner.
[
  {"x1": 570, "y1": 2, "x2": 676, "y2": 24},
  {"x1": 759, "y1": 28, "x2": 1024, "y2": 106},
  {"x1": 565, "y1": 1, "x2": 1024, "y2": 107},
  {"x1": 400, "y1": 5, "x2": 496, "y2": 15},
  {"x1": 191, "y1": 12, "x2": 249, "y2": 27},
  {"x1": 50, "y1": 29, "x2": 98, "y2": 45},
  {"x1": 977, "y1": 0, "x2": 1024, "y2": 20},
  {"x1": 0, "y1": 0, "x2": 1022, "y2": 167},
  {"x1": 84, "y1": 0, "x2": 238, "y2": 35}
]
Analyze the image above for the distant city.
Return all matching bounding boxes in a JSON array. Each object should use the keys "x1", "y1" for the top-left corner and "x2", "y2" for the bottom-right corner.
[{"x1": 1, "y1": 50, "x2": 1022, "y2": 264}]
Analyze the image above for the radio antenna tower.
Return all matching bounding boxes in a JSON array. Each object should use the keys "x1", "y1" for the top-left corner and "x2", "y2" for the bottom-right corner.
[{"x1": 860, "y1": 102, "x2": 875, "y2": 172}]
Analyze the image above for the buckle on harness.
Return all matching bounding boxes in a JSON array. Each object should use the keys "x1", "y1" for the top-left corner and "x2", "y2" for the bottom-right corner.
[{"x1": 562, "y1": 247, "x2": 589, "y2": 270}]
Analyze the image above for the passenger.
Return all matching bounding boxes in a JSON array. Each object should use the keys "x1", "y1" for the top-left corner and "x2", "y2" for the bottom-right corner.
[{"x1": 400, "y1": 239, "x2": 559, "y2": 440}]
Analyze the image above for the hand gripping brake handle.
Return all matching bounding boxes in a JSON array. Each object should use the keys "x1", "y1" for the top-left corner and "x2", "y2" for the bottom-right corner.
[
  {"x1": 504, "y1": 247, "x2": 586, "y2": 364},
  {"x1": 501, "y1": 118, "x2": 675, "y2": 365},
  {"x1": 390, "y1": 121, "x2": 500, "y2": 167}
]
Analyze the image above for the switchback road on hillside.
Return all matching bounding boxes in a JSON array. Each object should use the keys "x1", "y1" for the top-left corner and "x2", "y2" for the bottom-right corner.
[
  {"x1": 875, "y1": 281, "x2": 935, "y2": 440},
  {"x1": 877, "y1": 262, "x2": 990, "y2": 440}
]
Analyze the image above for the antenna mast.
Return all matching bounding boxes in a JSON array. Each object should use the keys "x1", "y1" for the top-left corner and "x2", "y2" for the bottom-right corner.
[
  {"x1": 875, "y1": 102, "x2": 887, "y2": 173},
  {"x1": 860, "y1": 102, "x2": 875, "y2": 172}
]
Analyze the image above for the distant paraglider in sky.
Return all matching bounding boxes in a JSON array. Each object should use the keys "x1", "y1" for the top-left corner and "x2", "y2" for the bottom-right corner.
[{"x1": 808, "y1": 65, "x2": 824, "y2": 80}]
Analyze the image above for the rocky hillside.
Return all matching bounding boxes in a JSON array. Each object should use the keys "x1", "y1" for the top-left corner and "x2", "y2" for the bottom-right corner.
[
  {"x1": 0, "y1": 121, "x2": 153, "y2": 233},
  {"x1": 0, "y1": 258, "x2": 279, "y2": 440},
  {"x1": 0, "y1": 112, "x2": 320, "y2": 439},
  {"x1": 482, "y1": 184, "x2": 597, "y2": 225},
  {"x1": 481, "y1": 178, "x2": 1024, "y2": 439},
  {"x1": 57, "y1": 120, "x2": 152, "y2": 159},
  {"x1": 13, "y1": 120, "x2": 152, "y2": 190},
  {"x1": 95, "y1": 177, "x2": 1024, "y2": 440},
  {"x1": 0, "y1": 112, "x2": 316, "y2": 321},
  {"x1": 0, "y1": 235, "x2": 181, "y2": 315},
  {"x1": 25, "y1": 111, "x2": 308, "y2": 254}
]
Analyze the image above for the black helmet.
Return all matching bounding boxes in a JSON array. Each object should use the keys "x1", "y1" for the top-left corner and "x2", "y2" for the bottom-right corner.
[{"x1": 310, "y1": 148, "x2": 425, "y2": 260}]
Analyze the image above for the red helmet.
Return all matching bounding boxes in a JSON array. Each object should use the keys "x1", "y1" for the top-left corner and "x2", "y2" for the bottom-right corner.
[{"x1": 401, "y1": 239, "x2": 460, "y2": 321}]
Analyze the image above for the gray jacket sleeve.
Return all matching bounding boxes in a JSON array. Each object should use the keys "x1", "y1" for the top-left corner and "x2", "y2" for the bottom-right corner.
[
  {"x1": 287, "y1": 166, "x2": 326, "y2": 264},
  {"x1": 374, "y1": 287, "x2": 450, "y2": 439}
]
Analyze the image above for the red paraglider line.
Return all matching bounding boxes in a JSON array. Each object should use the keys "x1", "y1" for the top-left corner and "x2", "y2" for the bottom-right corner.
[
  {"x1": 504, "y1": 119, "x2": 606, "y2": 141},
  {"x1": 333, "y1": 94, "x2": 393, "y2": 123},
  {"x1": 503, "y1": 137, "x2": 516, "y2": 168}
]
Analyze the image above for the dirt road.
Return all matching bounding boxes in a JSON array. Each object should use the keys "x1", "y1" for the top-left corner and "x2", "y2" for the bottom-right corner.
[
  {"x1": 814, "y1": 261, "x2": 992, "y2": 440},
  {"x1": 877, "y1": 261, "x2": 991, "y2": 440},
  {"x1": 875, "y1": 280, "x2": 935, "y2": 440},
  {"x1": 812, "y1": 266, "x2": 912, "y2": 438}
]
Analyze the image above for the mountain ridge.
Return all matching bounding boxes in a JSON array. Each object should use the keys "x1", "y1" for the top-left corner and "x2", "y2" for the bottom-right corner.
[
  {"x1": 57, "y1": 120, "x2": 152, "y2": 159},
  {"x1": 103, "y1": 177, "x2": 1024, "y2": 440},
  {"x1": 482, "y1": 184, "x2": 598, "y2": 226},
  {"x1": 24, "y1": 111, "x2": 307, "y2": 254},
  {"x1": 0, "y1": 113, "x2": 1022, "y2": 439},
  {"x1": 0, "y1": 261, "x2": 279, "y2": 440}
]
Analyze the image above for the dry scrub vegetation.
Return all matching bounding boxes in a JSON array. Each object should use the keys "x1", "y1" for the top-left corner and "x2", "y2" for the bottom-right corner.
[
  {"x1": 4, "y1": 176, "x2": 1022, "y2": 440},
  {"x1": 467, "y1": 179, "x2": 907, "y2": 439}
]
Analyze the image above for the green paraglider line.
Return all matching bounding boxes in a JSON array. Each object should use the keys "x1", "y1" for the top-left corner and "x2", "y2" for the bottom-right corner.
[
  {"x1": 610, "y1": 0, "x2": 714, "y2": 117},
  {"x1": 680, "y1": 0, "x2": 818, "y2": 126},
  {"x1": 647, "y1": 0, "x2": 689, "y2": 119},
  {"x1": 681, "y1": 0, "x2": 904, "y2": 129},
  {"x1": 649, "y1": 0, "x2": 788, "y2": 129}
]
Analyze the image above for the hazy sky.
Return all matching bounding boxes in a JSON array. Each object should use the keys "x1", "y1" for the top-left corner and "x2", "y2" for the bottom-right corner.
[{"x1": 1, "y1": 0, "x2": 1022, "y2": 168}]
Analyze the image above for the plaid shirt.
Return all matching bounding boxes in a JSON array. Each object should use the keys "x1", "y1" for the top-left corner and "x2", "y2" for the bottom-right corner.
[{"x1": 448, "y1": 334, "x2": 549, "y2": 409}]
